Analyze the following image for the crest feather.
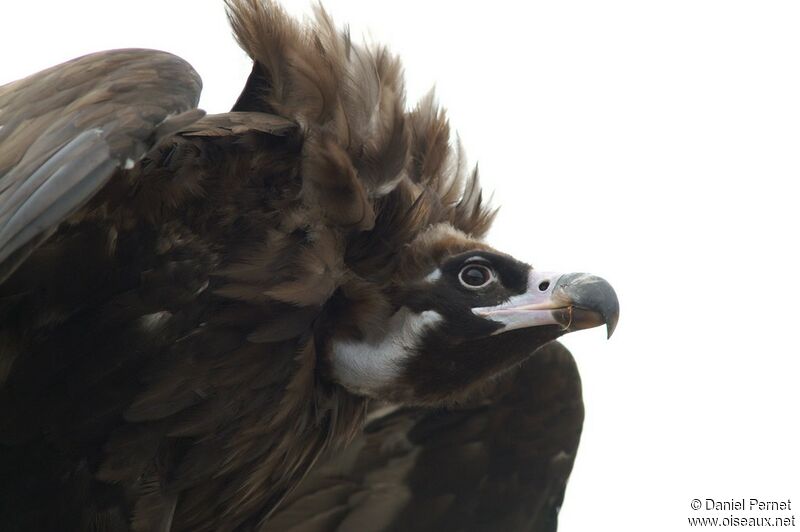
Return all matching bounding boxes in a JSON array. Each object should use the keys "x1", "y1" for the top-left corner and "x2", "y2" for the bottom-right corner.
[{"x1": 225, "y1": 0, "x2": 496, "y2": 270}]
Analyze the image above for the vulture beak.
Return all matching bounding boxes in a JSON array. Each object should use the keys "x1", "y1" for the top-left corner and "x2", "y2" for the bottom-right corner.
[{"x1": 473, "y1": 271, "x2": 620, "y2": 338}]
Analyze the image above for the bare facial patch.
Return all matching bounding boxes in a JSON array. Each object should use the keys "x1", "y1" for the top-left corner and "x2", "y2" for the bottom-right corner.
[
  {"x1": 424, "y1": 268, "x2": 442, "y2": 283},
  {"x1": 330, "y1": 308, "x2": 442, "y2": 397}
]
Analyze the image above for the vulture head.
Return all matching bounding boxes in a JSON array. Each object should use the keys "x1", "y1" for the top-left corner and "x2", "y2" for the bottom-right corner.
[
  {"x1": 328, "y1": 224, "x2": 618, "y2": 405},
  {"x1": 220, "y1": 0, "x2": 620, "y2": 408}
]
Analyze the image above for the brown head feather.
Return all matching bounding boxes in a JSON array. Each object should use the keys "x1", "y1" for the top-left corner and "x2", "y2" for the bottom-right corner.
[{"x1": 225, "y1": 0, "x2": 496, "y2": 258}]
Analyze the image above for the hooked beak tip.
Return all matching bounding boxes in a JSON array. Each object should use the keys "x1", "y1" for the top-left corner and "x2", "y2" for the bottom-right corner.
[
  {"x1": 555, "y1": 273, "x2": 620, "y2": 339},
  {"x1": 606, "y1": 319, "x2": 617, "y2": 339}
]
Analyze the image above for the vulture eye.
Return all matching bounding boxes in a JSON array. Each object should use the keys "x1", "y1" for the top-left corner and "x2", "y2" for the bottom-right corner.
[{"x1": 459, "y1": 264, "x2": 495, "y2": 289}]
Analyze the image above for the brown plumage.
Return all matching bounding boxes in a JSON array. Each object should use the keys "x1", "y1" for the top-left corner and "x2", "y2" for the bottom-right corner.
[
  {"x1": 0, "y1": 2, "x2": 618, "y2": 531},
  {"x1": 263, "y1": 342, "x2": 584, "y2": 532}
]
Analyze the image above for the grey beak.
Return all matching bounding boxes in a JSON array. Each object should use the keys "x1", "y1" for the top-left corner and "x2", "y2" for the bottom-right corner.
[
  {"x1": 472, "y1": 270, "x2": 619, "y2": 339},
  {"x1": 552, "y1": 273, "x2": 620, "y2": 338}
]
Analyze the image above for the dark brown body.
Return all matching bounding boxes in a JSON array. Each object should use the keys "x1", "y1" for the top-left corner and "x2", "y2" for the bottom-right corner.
[
  {"x1": 0, "y1": 2, "x2": 592, "y2": 530},
  {"x1": 0, "y1": 112, "x2": 357, "y2": 531},
  {"x1": 266, "y1": 342, "x2": 584, "y2": 532}
]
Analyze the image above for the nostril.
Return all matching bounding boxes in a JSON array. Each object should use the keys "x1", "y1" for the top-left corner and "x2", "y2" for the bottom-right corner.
[{"x1": 538, "y1": 281, "x2": 550, "y2": 292}]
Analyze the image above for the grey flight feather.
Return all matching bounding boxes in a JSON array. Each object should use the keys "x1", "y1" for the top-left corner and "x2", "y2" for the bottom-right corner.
[{"x1": 0, "y1": 48, "x2": 203, "y2": 281}]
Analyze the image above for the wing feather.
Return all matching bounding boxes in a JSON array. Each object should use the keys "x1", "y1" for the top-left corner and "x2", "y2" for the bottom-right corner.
[{"x1": 0, "y1": 48, "x2": 203, "y2": 280}]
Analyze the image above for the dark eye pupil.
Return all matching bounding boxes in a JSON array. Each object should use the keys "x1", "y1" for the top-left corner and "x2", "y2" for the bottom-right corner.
[{"x1": 461, "y1": 266, "x2": 489, "y2": 286}]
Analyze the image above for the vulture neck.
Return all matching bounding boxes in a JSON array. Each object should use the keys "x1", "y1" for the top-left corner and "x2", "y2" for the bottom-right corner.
[{"x1": 329, "y1": 308, "x2": 443, "y2": 399}]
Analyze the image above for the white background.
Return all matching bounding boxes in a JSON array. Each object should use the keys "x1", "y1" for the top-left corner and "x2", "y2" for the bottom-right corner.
[{"x1": 2, "y1": 1, "x2": 799, "y2": 530}]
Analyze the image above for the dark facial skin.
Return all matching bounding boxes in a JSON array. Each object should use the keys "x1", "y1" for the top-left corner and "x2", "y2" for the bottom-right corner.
[
  {"x1": 402, "y1": 250, "x2": 531, "y2": 322},
  {"x1": 394, "y1": 250, "x2": 567, "y2": 405}
]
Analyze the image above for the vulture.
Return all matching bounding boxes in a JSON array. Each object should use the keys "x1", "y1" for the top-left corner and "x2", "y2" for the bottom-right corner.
[{"x1": 0, "y1": 1, "x2": 619, "y2": 531}]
